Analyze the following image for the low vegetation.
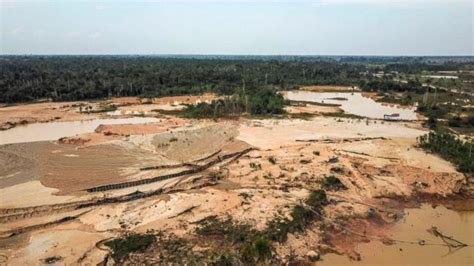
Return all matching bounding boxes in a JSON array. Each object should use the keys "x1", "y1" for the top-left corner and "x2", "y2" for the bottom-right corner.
[
  {"x1": 196, "y1": 216, "x2": 275, "y2": 264},
  {"x1": 103, "y1": 190, "x2": 329, "y2": 264},
  {"x1": 183, "y1": 88, "x2": 285, "y2": 118},
  {"x1": 321, "y1": 175, "x2": 347, "y2": 191},
  {"x1": 104, "y1": 233, "x2": 155, "y2": 261},
  {"x1": 266, "y1": 190, "x2": 328, "y2": 242},
  {"x1": 418, "y1": 131, "x2": 473, "y2": 174},
  {"x1": 268, "y1": 156, "x2": 277, "y2": 164}
]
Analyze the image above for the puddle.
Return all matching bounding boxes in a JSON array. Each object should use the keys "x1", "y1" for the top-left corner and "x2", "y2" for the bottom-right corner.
[
  {"x1": 321, "y1": 204, "x2": 474, "y2": 265},
  {"x1": 0, "y1": 117, "x2": 160, "y2": 145},
  {"x1": 285, "y1": 91, "x2": 418, "y2": 120}
]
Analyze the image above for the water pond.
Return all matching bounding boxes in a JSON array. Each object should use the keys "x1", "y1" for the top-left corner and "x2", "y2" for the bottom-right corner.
[
  {"x1": 285, "y1": 91, "x2": 418, "y2": 120},
  {"x1": 0, "y1": 117, "x2": 160, "y2": 145},
  {"x1": 321, "y1": 204, "x2": 474, "y2": 265}
]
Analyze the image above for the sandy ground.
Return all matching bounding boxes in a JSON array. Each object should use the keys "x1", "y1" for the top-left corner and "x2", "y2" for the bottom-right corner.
[
  {"x1": 299, "y1": 85, "x2": 358, "y2": 92},
  {"x1": 110, "y1": 94, "x2": 217, "y2": 105},
  {"x1": 285, "y1": 103, "x2": 342, "y2": 114},
  {"x1": 0, "y1": 98, "x2": 471, "y2": 265},
  {"x1": 0, "y1": 94, "x2": 215, "y2": 131},
  {"x1": 0, "y1": 102, "x2": 101, "y2": 130}
]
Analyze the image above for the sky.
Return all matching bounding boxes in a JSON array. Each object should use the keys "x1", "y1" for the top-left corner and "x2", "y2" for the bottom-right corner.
[{"x1": 1, "y1": 0, "x2": 473, "y2": 56}]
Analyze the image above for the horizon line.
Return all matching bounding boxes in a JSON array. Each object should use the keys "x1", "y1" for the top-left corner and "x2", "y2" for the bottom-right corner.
[{"x1": 1, "y1": 53, "x2": 473, "y2": 57}]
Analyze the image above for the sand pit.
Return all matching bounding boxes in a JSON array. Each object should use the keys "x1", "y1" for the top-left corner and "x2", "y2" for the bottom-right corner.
[
  {"x1": 237, "y1": 117, "x2": 426, "y2": 150},
  {"x1": 0, "y1": 102, "x2": 96, "y2": 130},
  {"x1": 1, "y1": 110, "x2": 471, "y2": 265},
  {"x1": 1, "y1": 122, "x2": 249, "y2": 194}
]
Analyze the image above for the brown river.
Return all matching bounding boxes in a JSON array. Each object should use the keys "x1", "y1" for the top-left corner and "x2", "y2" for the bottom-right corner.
[
  {"x1": 321, "y1": 204, "x2": 474, "y2": 265},
  {"x1": 0, "y1": 117, "x2": 160, "y2": 145}
]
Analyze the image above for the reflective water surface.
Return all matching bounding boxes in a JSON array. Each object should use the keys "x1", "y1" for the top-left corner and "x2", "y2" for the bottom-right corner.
[
  {"x1": 321, "y1": 204, "x2": 474, "y2": 266},
  {"x1": 0, "y1": 117, "x2": 160, "y2": 145},
  {"x1": 285, "y1": 91, "x2": 418, "y2": 120}
]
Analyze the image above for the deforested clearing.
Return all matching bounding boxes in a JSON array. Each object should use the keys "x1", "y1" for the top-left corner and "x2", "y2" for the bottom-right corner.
[{"x1": 1, "y1": 91, "x2": 473, "y2": 265}]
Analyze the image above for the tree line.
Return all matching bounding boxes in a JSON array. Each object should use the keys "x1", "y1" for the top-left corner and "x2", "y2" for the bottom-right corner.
[
  {"x1": 0, "y1": 56, "x2": 366, "y2": 103},
  {"x1": 418, "y1": 131, "x2": 473, "y2": 174}
]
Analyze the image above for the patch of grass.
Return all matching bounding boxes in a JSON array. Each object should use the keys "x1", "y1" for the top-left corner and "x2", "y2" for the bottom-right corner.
[
  {"x1": 418, "y1": 131, "x2": 474, "y2": 174},
  {"x1": 42, "y1": 256, "x2": 63, "y2": 264},
  {"x1": 268, "y1": 156, "x2": 277, "y2": 165},
  {"x1": 104, "y1": 233, "x2": 155, "y2": 261},
  {"x1": 288, "y1": 112, "x2": 316, "y2": 120},
  {"x1": 300, "y1": 159, "x2": 312, "y2": 164},
  {"x1": 265, "y1": 190, "x2": 328, "y2": 243},
  {"x1": 263, "y1": 172, "x2": 273, "y2": 179},
  {"x1": 196, "y1": 216, "x2": 277, "y2": 264},
  {"x1": 321, "y1": 175, "x2": 347, "y2": 191},
  {"x1": 88, "y1": 104, "x2": 117, "y2": 113},
  {"x1": 249, "y1": 162, "x2": 262, "y2": 170},
  {"x1": 238, "y1": 192, "x2": 253, "y2": 200},
  {"x1": 330, "y1": 166, "x2": 343, "y2": 173}
]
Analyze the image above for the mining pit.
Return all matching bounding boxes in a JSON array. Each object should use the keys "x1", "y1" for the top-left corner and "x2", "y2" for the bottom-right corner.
[{"x1": 0, "y1": 96, "x2": 472, "y2": 265}]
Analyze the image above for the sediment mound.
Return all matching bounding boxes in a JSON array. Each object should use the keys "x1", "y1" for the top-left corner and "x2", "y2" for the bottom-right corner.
[{"x1": 94, "y1": 122, "x2": 171, "y2": 136}]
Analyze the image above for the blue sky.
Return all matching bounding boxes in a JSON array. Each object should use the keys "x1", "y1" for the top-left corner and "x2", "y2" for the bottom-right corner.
[{"x1": 1, "y1": 0, "x2": 473, "y2": 55}]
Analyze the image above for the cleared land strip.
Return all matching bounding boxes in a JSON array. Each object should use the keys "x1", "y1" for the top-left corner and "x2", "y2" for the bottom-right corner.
[
  {"x1": 140, "y1": 149, "x2": 222, "y2": 171},
  {"x1": 0, "y1": 147, "x2": 253, "y2": 223},
  {"x1": 87, "y1": 147, "x2": 253, "y2": 192}
]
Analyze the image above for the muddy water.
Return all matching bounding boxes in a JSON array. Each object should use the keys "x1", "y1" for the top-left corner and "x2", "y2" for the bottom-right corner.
[
  {"x1": 0, "y1": 117, "x2": 159, "y2": 145},
  {"x1": 321, "y1": 204, "x2": 474, "y2": 265},
  {"x1": 285, "y1": 91, "x2": 417, "y2": 120}
]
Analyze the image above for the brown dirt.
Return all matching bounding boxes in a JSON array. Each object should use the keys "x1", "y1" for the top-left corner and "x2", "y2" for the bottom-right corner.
[
  {"x1": 0, "y1": 95, "x2": 198, "y2": 131},
  {"x1": 0, "y1": 112, "x2": 471, "y2": 264},
  {"x1": 95, "y1": 122, "x2": 178, "y2": 136},
  {"x1": 285, "y1": 104, "x2": 342, "y2": 114},
  {"x1": 110, "y1": 94, "x2": 217, "y2": 105},
  {"x1": 0, "y1": 102, "x2": 101, "y2": 130}
]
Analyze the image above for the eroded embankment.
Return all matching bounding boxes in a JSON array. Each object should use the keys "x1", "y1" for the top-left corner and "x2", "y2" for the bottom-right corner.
[
  {"x1": 86, "y1": 146, "x2": 253, "y2": 192},
  {"x1": 1, "y1": 116, "x2": 471, "y2": 265}
]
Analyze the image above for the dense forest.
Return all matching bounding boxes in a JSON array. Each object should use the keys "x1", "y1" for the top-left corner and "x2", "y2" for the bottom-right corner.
[{"x1": 1, "y1": 55, "x2": 473, "y2": 103}]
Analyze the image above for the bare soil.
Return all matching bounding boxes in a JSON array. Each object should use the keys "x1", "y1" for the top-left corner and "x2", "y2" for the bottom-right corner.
[
  {"x1": 0, "y1": 97, "x2": 471, "y2": 265},
  {"x1": 299, "y1": 85, "x2": 357, "y2": 92}
]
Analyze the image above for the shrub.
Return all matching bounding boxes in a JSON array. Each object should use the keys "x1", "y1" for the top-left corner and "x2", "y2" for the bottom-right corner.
[
  {"x1": 105, "y1": 234, "x2": 155, "y2": 261},
  {"x1": 448, "y1": 116, "x2": 462, "y2": 127},
  {"x1": 249, "y1": 162, "x2": 262, "y2": 170},
  {"x1": 322, "y1": 175, "x2": 347, "y2": 191},
  {"x1": 196, "y1": 216, "x2": 275, "y2": 264},
  {"x1": 182, "y1": 88, "x2": 285, "y2": 118},
  {"x1": 300, "y1": 159, "x2": 312, "y2": 164},
  {"x1": 418, "y1": 131, "x2": 473, "y2": 173},
  {"x1": 330, "y1": 166, "x2": 343, "y2": 173},
  {"x1": 268, "y1": 156, "x2": 277, "y2": 164},
  {"x1": 265, "y1": 190, "x2": 328, "y2": 243}
]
